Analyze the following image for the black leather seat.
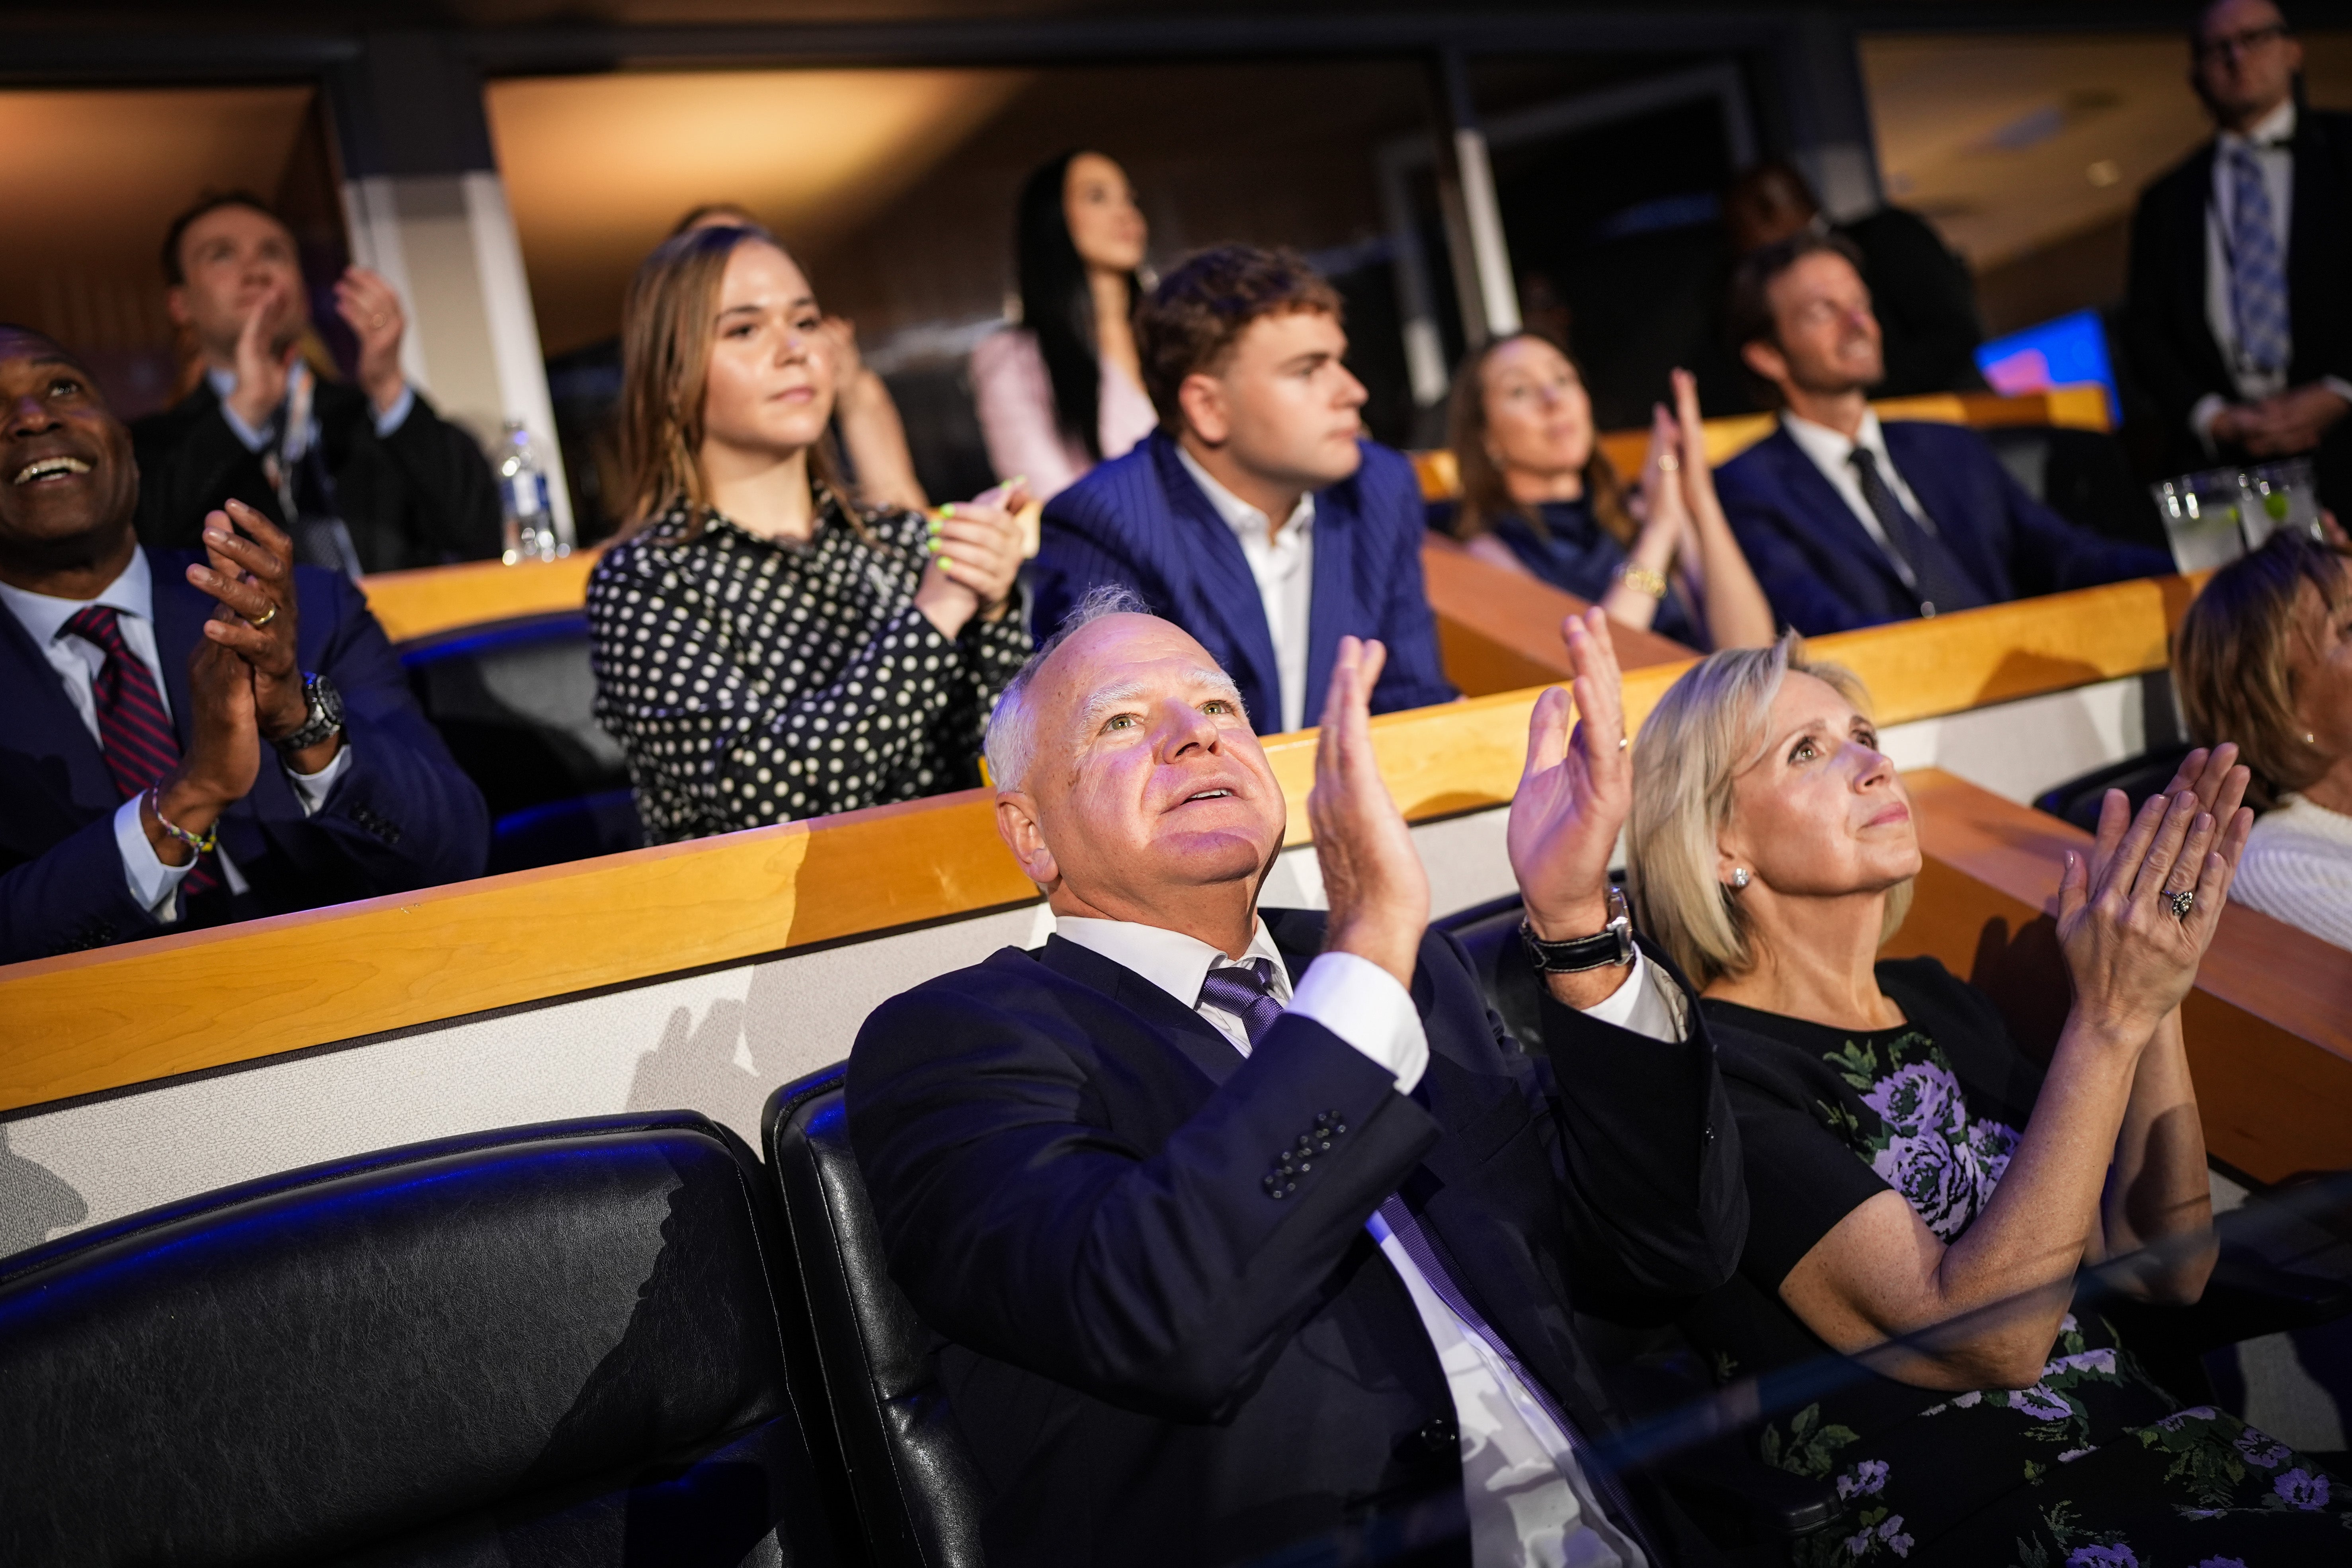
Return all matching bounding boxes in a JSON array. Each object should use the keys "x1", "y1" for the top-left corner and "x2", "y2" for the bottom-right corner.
[
  {"x1": 764, "y1": 1066, "x2": 989, "y2": 1568},
  {"x1": 1980, "y1": 422, "x2": 2169, "y2": 554},
  {"x1": 0, "y1": 1111, "x2": 845, "y2": 1567},
  {"x1": 398, "y1": 612, "x2": 643, "y2": 873},
  {"x1": 2032, "y1": 742, "x2": 2198, "y2": 834}
]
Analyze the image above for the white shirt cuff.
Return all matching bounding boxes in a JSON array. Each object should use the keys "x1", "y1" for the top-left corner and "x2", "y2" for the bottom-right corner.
[
  {"x1": 219, "y1": 397, "x2": 272, "y2": 453},
  {"x1": 113, "y1": 795, "x2": 193, "y2": 924},
  {"x1": 2321, "y1": 377, "x2": 2352, "y2": 409},
  {"x1": 372, "y1": 384, "x2": 416, "y2": 438},
  {"x1": 283, "y1": 740, "x2": 352, "y2": 813},
  {"x1": 1573, "y1": 949, "x2": 1689, "y2": 1043},
  {"x1": 2190, "y1": 394, "x2": 2229, "y2": 455},
  {"x1": 1288, "y1": 949, "x2": 1431, "y2": 1093}
]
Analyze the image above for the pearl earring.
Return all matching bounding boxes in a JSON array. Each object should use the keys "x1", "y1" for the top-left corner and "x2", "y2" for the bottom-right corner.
[{"x1": 1731, "y1": 867, "x2": 1750, "y2": 890}]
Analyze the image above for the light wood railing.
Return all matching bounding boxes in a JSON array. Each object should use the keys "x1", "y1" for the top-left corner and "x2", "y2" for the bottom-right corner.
[
  {"x1": 0, "y1": 573, "x2": 2201, "y2": 1117},
  {"x1": 1411, "y1": 385, "x2": 2114, "y2": 504}
]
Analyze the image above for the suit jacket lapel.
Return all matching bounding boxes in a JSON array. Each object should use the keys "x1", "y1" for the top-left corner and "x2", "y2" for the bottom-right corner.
[
  {"x1": 1766, "y1": 429, "x2": 1909, "y2": 595},
  {"x1": 1883, "y1": 424, "x2": 1999, "y2": 594},
  {"x1": 1034, "y1": 933, "x2": 1243, "y2": 1088},
  {"x1": 0, "y1": 596, "x2": 117, "y2": 812},
  {"x1": 1150, "y1": 438, "x2": 1284, "y2": 718}
]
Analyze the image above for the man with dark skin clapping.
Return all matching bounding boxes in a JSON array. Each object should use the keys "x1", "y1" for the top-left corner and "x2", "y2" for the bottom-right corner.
[{"x1": 0, "y1": 325, "x2": 486, "y2": 961}]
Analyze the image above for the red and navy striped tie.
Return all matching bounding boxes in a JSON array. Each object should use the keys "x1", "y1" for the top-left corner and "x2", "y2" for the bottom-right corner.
[{"x1": 61, "y1": 605, "x2": 219, "y2": 896}]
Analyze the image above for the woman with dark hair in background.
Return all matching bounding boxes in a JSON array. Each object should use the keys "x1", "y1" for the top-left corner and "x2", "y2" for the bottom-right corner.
[
  {"x1": 2174, "y1": 530, "x2": 2352, "y2": 951},
  {"x1": 970, "y1": 150, "x2": 1159, "y2": 501},
  {"x1": 588, "y1": 222, "x2": 1031, "y2": 843},
  {"x1": 1437, "y1": 332, "x2": 1775, "y2": 650}
]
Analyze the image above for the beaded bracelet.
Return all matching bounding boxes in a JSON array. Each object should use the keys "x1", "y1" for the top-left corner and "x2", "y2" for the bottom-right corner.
[
  {"x1": 1616, "y1": 562, "x2": 1670, "y2": 601},
  {"x1": 144, "y1": 784, "x2": 219, "y2": 857}
]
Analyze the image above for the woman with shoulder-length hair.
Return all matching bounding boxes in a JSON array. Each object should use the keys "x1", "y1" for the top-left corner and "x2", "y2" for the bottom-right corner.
[
  {"x1": 1622, "y1": 635, "x2": 2348, "y2": 1561},
  {"x1": 1437, "y1": 332, "x2": 1774, "y2": 650},
  {"x1": 2173, "y1": 531, "x2": 2352, "y2": 952},
  {"x1": 588, "y1": 222, "x2": 1031, "y2": 843},
  {"x1": 969, "y1": 149, "x2": 1159, "y2": 501}
]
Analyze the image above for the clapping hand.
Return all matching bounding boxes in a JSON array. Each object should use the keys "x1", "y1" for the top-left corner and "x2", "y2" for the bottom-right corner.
[
  {"x1": 1309, "y1": 636, "x2": 1429, "y2": 988},
  {"x1": 334, "y1": 267, "x2": 410, "y2": 417},
  {"x1": 1509, "y1": 606, "x2": 1635, "y2": 1005},
  {"x1": 2057, "y1": 746, "x2": 2253, "y2": 1052},
  {"x1": 915, "y1": 479, "x2": 1029, "y2": 633},
  {"x1": 223, "y1": 279, "x2": 298, "y2": 434},
  {"x1": 185, "y1": 500, "x2": 334, "y2": 767}
]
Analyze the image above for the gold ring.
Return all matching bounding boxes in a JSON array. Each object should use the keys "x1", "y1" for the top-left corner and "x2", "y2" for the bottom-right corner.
[
  {"x1": 244, "y1": 604, "x2": 278, "y2": 629},
  {"x1": 371, "y1": 314, "x2": 386, "y2": 328},
  {"x1": 1657, "y1": 453, "x2": 1681, "y2": 473}
]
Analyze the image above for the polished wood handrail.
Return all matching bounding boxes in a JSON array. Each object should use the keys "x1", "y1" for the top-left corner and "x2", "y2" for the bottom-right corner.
[
  {"x1": 1413, "y1": 385, "x2": 2114, "y2": 504},
  {"x1": 1893, "y1": 769, "x2": 2352, "y2": 1183},
  {"x1": 1422, "y1": 537, "x2": 1693, "y2": 696},
  {"x1": 0, "y1": 572, "x2": 2196, "y2": 1117}
]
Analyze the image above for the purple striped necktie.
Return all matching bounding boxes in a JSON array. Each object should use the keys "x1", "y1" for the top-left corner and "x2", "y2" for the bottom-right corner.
[
  {"x1": 61, "y1": 605, "x2": 219, "y2": 896},
  {"x1": 1198, "y1": 953, "x2": 1652, "y2": 1556}
]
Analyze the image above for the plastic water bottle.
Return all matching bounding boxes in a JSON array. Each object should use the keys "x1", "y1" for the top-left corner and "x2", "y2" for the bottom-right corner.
[{"x1": 497, "y1": 421, "x2": 560, "y2": 564}]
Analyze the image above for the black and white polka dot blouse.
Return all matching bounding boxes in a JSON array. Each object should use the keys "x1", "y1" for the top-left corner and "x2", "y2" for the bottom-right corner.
[{"x1": 587, "y1": 490, "x2": 1032, "y2": 844}]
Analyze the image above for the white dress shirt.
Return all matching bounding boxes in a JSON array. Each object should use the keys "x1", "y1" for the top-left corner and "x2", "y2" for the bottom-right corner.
[
  {"x1": 0, "y1": 548, "x2": 350, "y2": 923},
  {"x1": 1174, "y1": 445, "x2": 1317, "y2": 734},
  {"x1": 2193, "y1": 100, "x2": 2352, "y2": 445},
  {"x1": 1052, "y1": 911, "x2": 1687, "y2": 1568},
  {"x1": 1778, "y1": 410, "x2": 1939, "y2": 592}
]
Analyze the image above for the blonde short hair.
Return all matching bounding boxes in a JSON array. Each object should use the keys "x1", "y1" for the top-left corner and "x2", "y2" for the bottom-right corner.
[{"x1": 1628, "y1": 634, "x2": 1914, "y2": 988}]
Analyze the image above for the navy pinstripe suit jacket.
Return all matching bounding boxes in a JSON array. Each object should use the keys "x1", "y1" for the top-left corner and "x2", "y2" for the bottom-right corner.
[{"x1": 1032, "y1": 433, "x2": 1456, "y2": 728}]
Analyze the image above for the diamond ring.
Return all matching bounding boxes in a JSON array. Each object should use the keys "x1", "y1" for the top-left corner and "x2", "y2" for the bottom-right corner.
[{"x1": 2166, "y1": 888, "x2": 2195, "y2": 921}]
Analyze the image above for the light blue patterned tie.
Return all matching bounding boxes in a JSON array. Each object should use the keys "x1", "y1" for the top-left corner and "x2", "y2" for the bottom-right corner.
[{"x1": 2227, "y1": 141, "x2": 2291, "y2": 375}]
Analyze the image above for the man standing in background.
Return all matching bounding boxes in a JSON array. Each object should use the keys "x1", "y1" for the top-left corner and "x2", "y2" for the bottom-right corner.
[
  {"x1": 132, "y1": 193, "x2": 502, "y2": 576},
  {"x1": 2125, "y1": 0, "x2": 2352, "y2": 507}
]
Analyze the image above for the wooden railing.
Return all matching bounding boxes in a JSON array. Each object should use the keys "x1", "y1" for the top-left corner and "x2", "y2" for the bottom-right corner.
[
  {"x1": 1411, "y1": 385, "x2": 2114, "y2": 504},
  {"x1": 1421, "y1": 537, "x2": 1694, "y2": 695},
  {"x1": 359, "y1": 550, "x2": 599, "y2": 644},
  {"x1": 0, "y1": 574, "x2": 2202, "y2": 1118}
]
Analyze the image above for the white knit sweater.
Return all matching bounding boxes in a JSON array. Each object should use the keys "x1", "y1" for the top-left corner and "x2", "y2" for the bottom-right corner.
[{"x1": 2231, "y1": 794, "x2": 2352, "y2": 954}]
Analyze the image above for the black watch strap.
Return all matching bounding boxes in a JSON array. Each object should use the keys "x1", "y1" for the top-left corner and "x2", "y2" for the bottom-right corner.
[{"x1": 1519, "y1": 886, "x2": 1636, "y2": 973}]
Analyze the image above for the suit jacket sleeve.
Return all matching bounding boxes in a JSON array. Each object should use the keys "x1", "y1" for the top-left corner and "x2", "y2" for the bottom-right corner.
[
  {"x1": 847, "y1": 970, "x2": 1442, "y2": 1423},
  {"x1": 0, "y1": 812, "x2": 165, "y2": 964},
  {"x1": 368, "y1": 390, "x2": 504, "y2": 563},
  {"x1": 1513, "y1": 936, "x2": 1747, "y2": 1304},
  {"x1": 1366, "y1": 452, "x2": 1458, "y2": 714},
  {"x1": 1717, "y1": 467, "x2": 1878, "y2": 637},
  {"x1": 2123, "y1": 178, "x2": 2213, "y2": 439},
  {"x1": 257, "y1": 570, "x2": 490, "y2": 890},
  {"x1": 1992, "y1": 458, "x2": 2174, "y2": 596}
]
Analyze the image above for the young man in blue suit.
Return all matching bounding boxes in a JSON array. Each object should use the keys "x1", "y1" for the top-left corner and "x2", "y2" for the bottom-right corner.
[
  {"x1": 0, "y1": 326, "x2": 487, "y2": 963},
  {"x1": 1032, "y1": 244, "x2": 1455, "y2": 731},
  {"x1": 1715, "y1": 232, "x2": 2171, "y2": 635},
  {"x1": 849, "y1": 592, "x2": 1744, "y2": 1565}
]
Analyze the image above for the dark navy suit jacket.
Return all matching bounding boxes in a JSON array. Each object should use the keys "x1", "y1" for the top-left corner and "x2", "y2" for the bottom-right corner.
[
  {"x1": 847, "y1": 911, "x2": 1746, "y2": 1566},
  {"x1": 1033, "y1": 433, "x2": 1456, "y2": 728},
  {"x1": 0, "y1": 547, "x2": 488, "y2": 963},
  {"x1": 1714, "y1": 421, "x2": 2173, "y2": 636}
]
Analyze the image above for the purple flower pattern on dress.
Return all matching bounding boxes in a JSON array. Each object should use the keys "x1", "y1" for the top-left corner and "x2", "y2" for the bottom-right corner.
[
  {"x1": 1831, "y1": 1035, "x2": 2020, "y2": 1242},
  {"x1": 2274, "y1": 1467, "x2": 2330, "y2": 1509},
  {"x1": 2066, "y1": 1547, "x2": 2138, "y2": 1568}
]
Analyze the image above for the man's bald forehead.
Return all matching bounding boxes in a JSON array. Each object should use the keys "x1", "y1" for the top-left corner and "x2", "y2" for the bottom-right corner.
[{"x1": 1034, "y1": 612, "x2": 1208, "y2": 697}]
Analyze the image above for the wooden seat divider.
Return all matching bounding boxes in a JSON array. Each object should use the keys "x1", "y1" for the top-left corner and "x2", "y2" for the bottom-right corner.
[
  {"x1": 1891, "y1": 769, "x2": 2352, "y2": 1184},
  {"x1": 0, "y1": 573, "x2": 2223, "y2": 1123},
  {"x1": 1422, "y1": 537, "x2": 1694, "y2": 696},
  {"x1": 359, "y1": 550, "x2": 600, "y2": 644}
]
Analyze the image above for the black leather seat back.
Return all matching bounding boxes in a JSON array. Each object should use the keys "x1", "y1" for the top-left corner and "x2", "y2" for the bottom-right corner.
[
  {"x1": 0, "y1": 1112, "x2": 841, "y2": 1568},
  {"x1": 2033, "y1": 742, "x2": 2198, "y2": 834},
  {"x1": 400, "y1": 612, "x2": 629, "y2": 816},
  {"x1": 765, "y1": 1066, "x2": 990, "y2": 1568}
]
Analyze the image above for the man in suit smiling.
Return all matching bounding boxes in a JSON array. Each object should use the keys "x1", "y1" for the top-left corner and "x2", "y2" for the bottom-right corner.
[
  {"x1": 1714, "y1": 232, "x2": 2170, "y2": 636},
  {"x1": 848, "y1": 593, "x2": 1744, "y2": 1566},
  {"x1": 1032, "y1": 244, "x2": 1455, "y2": 733}
]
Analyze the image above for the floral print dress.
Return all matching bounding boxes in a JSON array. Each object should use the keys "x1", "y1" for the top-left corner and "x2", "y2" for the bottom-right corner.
[{"x1": 1685, "y1": 957, "x2": 2350, "y2": 1567}]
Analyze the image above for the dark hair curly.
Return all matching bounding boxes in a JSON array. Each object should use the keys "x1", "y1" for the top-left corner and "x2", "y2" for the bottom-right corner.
[{"x1": 1135, "y1": 244, "x2": 1343, "y2": 434}]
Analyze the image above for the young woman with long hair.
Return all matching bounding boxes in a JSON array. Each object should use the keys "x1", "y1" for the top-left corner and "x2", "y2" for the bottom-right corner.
[
  {"x1": 1439, "y1": 333, "x2": 1774, "y2": 651},
  {"x1": 588, "y1": 223, "x2": 1031, "y2": 842},
  {"x1": 970, "y1": 150, "x2": 1159, "y2": 500}
]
